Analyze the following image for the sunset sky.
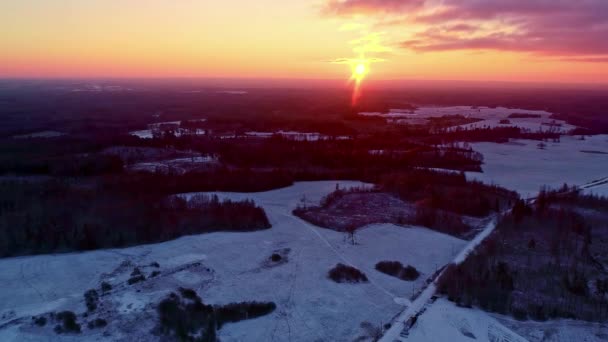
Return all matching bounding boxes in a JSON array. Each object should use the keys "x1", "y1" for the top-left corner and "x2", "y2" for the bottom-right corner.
[{"x1": 2, "y1": 0, "x2": 608, "y2": 83}]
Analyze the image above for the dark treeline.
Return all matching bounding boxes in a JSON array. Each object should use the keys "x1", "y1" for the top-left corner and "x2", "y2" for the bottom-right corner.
[
  {"x1": 210, "y1": 137, "x2": 483, "y2": 172},
  {"x1": 378, "y1": 170, "x2": 518, "y2": 217},
  {"x1": 0, "y1": 180, "x2": 270, "y2": 257},
  {"x1": 426, "y1": 126, "x2": 561, "y2": 145},
  {"x1": 157, "y1": 287, "x2": 276, "y2": 342},
  {"x1": 380, "y1": 170, "x2": 517, "y2": 235},
  {"x1": 438, "y1": 190, "x2": 608, "y2": 322}
]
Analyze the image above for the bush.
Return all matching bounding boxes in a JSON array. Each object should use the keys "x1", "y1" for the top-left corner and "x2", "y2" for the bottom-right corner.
[
  {"x1": 127, "y1": 275, "x2": 145, "y2": 285},
  {"x1": 84, "y1": 289, "x2": 99, "y2": 311},
  {"x1": 87, "y1": 318, "x2": 108, "y2": 329},
  {"x1": 375, "y1": 261, "x2": 420, "y2": 281},
  {"x1": 33, "y1": 316, "x2": 47, "y2": 326},
  {"x1": 179, "y1": 287, "x2": 199, "y2": 301},
  {"x1": 270, "y1": 253, "x2": 282, "y2": 262},
  {"x1": 100, "y1": 282, "x2": 112, "y2": 293},
  {"x1": 216, "y1": 302, "x2": 277, "y2": 328},
  {"x1": 55, "y1": 311, "x2": 81, "y2": 334},
  {"x1": 328, "y1": 263, "x2": 368, "y2": 283},
  {"x1": 151, "y1": 270, "x2": 161, "y2": 277}
]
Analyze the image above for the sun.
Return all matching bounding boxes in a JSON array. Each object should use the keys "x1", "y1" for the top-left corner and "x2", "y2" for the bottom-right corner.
[
  {"x1": 354, "y1": 63, "x2": 366, "y2": 77},
  {"x1": 349, "y1": 60, "x2": 369, "y2": 106}
]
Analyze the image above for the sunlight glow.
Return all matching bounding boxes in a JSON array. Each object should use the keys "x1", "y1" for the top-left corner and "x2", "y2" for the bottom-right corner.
[{"x1": 350, "y1": 60, "x2": 369, "y2": 106}]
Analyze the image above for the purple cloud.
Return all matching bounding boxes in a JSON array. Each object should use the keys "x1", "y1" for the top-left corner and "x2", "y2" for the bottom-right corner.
[
  {"x1": 321, "y1": 0, "x2": 425, "y2": 16},
  {"x1": 322, "y1": 0, "x2": 608, "y2": 60}
]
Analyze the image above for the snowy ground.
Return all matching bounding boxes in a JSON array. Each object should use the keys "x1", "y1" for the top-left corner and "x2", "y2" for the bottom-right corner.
[
  {"x1": 466, "y1": 135, "x2": 608, "y2": 197},
  {"x1": 129, "y1": 155, "x2": 218, "y2": 174},
  {"x1": 0, "y1": 181, "x2": 466, "y2": 342},
  {"x1": 244, "y1": 131, "x2": 352, "y2": 141},
  {"x1": 495, "y1": 315, "x2": 608, "y2": 342},
  {"x1": 405, "y1": 299, "x2": 527, "y2": 342},
  {"x1": 12, "y1": 131, "x2": 66, "y2": 139},
  {"x1": 360, "y1": 106, "x2": 575, "y2": 133}
]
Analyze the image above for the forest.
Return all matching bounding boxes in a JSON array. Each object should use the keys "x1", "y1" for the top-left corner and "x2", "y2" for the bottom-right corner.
[
  {"x1": 0, "y1": 180, "x2": 270, "y2": 257},
  {"x1": 438, "y1": 188, "x2": 608, "y2": 322}
]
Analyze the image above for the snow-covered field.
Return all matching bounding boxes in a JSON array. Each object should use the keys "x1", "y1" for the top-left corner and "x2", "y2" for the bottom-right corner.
[
  {"x1": 130, "y1": 119, "x2": 207, "y2": 139},
  {"x1": 129, "y1": 155, "x2": 218, "y2": 174},
  {"x1": 12, "y1": 131, "x2": 66, "y2": 139},
  {"x1": 245, "y1": 131, "x2": 352, "y2": 141},
  {"x1": 405, "y1": 299, "x2": 527, "y2": 342},
  {"x1": 495, "y1": 315, "x2": 608, "y2": 342},
  {"x1": 466, "y1": 135, "x2": 608, "y2": 197},
  {"x1": 360, "y1": 106, "x2": 575, "y2": 133},
  {"x1": 0, "y1": 181, "x2": 466, "y2": 341}
]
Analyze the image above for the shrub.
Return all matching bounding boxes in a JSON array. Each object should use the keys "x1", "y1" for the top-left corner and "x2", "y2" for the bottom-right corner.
[
  {"x1": 151, "y1": 270, "x2": 161, "y2": 277},
  {"x1": 100, "y1": 282, "x2": 112, "y2": 293},
  {"x1": 127, "y1": 274, "x2": 145, "y2": 285},
  {"x1": 375, "y1": 261, "x2": 420, "y2": 281},
  {"x1": 55, "y1": 311, "x2": 81, "y2": 334},
  {"x1": 87, "y1": 318, "x2": 108, "y2": 329},
  {"x1": 216, "y1": 302, "x2": 277, "y2": 328},
  {"x1": 150, "y1": 261, "x2": 160, "y2": 268},
  {"x1": 84, "y1": 289, "x2": 99, "y2": 311},
  {"x1": 270, "y1": 253, "x2": 282, "y2": 262},
  {"x1": 179, "y1": 287, "x2": 200, "y2": 301},
  {"x1": 33, "y1": 316, "x2": 47, "y2": 326},
  {"x1": 328, "y1": 263, "x2": 368, "y2": 283}
]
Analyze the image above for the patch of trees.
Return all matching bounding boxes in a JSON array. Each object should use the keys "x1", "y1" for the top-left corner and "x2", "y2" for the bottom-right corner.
[
  {"x1": 0, "y1": 134, "x2": 133, "y2": 176},
  {"x1": 0, "y1": 180, "x2": 270, "y2": 257},
  {"x1": 52, "y1": 311, "x2": 81, "y2": 334},
  {"x1": 157, "y1": 287, "x2": 276, "y2": 341},
  {"x1": 427, "y1": 126, "x2": 561, "y2": 145},
  {"x1": 294, "y1": 170, "x2": 517, "y2": 237},
  {"x1": 535, "y1": 184, "x2": 608, "y2": 212},
  {"x1": 328, "y1": 263, "x2": 368, "y2": 283},
  {"x1": 210, "y1": 136, "x2": 483, "y2": 172},
  {"x1": 438, "y1": 251, "x2": 515, "y2": 313},
  {"x1": 106, "y1": 168, "x2": 295, "y2": 194},
  {"x1": 378, "y1": 170, "x2": 518, "y2": 218},
  {"x1": 375, "y1": 261, "x2": 420, "y2": 281},
  {"x1": 508, "y1": 113, "x2": 542, "y2": 119},
  {"x1": 84, "y1": 289, "x2": 99, "y2": 311},
  {"x1": 438, "y1": 192, "x2": 608, "y2": 322}
]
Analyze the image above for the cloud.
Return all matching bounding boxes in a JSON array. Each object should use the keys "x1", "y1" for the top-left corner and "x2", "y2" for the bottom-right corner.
[
  {"x1": 322, "y1": 0, "x2": 608, "y2": 61},
  {"x1": 321, "y1": 0, "x2": 424, "y2": 16}
]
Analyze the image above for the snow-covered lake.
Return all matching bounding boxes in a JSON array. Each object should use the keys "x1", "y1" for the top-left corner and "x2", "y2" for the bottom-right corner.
[
  {"x1": 360, "y1": 106, "x2": 575, "y2": 133},
  {"x1": 466, "y1": 135, "x2": 608, "y2": 197}
]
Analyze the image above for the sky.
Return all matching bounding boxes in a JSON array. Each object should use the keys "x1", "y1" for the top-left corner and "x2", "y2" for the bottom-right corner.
[{"x1": 2, "y1": 0, "x2": 608, "y2": 84}]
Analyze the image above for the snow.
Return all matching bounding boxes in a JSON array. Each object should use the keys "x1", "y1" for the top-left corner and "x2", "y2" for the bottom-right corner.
[
  {"x1": 360, "y1": 106, "x2": 575, "y2": 132},
  {"x1": 129, "y1": 119, "x2": 207, "y2": 139},
  {"x1": 0, "y1": 181, "x2": 465, "y2": 341},
  {"x1": 380, "y1": 218, "x2": 500, "y2": 342},
  {"x1": 404, "y1": 298, "x2": 527, "y2": 342},
  {"x1": 466, "y1": 135, "x2": 608, "y2": 197},
  {"x1": 129, "y1": 130, "x2": 153, "y2": 139},
  {"x1": 12, "y1": 131, "x2": 65, "y2": 139},
  {"x1": 496, "y1": 316, "x2": 608, "y2": 342},
  {"x1": 244, "y1": 131, "x2": 352, "y2": 141},
  {"x1": 129, "y1": 155, "x2": 218, "y2": 174}
]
